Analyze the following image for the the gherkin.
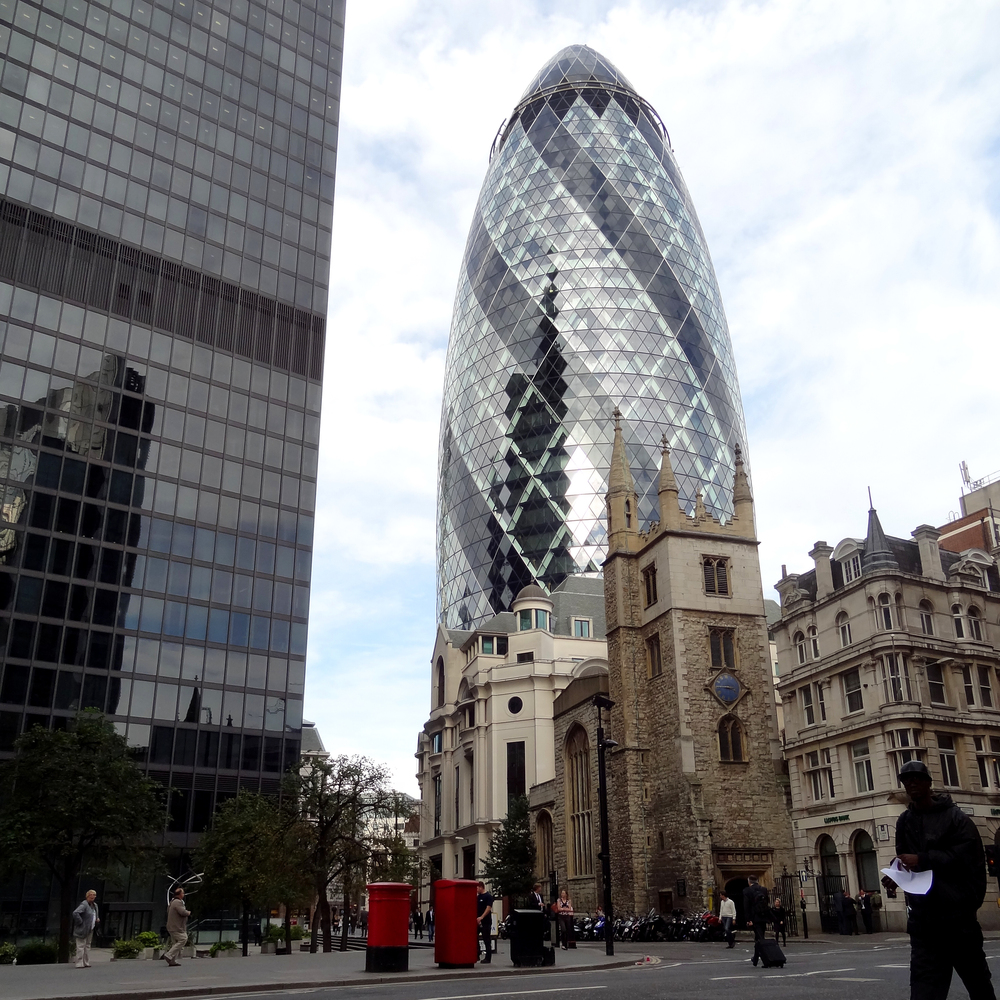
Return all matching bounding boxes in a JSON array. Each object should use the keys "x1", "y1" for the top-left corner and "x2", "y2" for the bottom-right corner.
[{"x1": 437, "y1": 45, "x2": 750, "y2": 628}]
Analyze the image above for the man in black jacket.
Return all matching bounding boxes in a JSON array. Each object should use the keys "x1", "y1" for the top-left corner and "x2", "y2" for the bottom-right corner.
[
  {"x1": 743, "y1": 875, "x2": 770, "y2": 967},
  {"x1": 895, "y1": 759, "x2": 995, "y2": 1000}
]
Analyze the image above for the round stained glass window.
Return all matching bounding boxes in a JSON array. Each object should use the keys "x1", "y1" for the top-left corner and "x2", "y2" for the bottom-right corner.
[{"x1": 508, "y1": 696, "x2": 523, "y2": 715}]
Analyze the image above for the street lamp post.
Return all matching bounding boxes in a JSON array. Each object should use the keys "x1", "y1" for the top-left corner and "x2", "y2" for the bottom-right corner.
[{"x1": 593, "y1": 693, "x2": 617, "y2": 956}]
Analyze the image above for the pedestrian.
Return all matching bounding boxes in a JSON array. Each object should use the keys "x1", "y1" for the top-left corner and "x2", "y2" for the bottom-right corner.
[
  {"x1": 858, "y1": 889, "x2": 874, "y2": 934},
  {"x1": 359, "y1": 908, "x2": 368, "y2": 938},
  {"x1": 164, "y1": 887, "x2": 191, "y2": 967},
  {"x1": 843, "y1": 892, "x2": 859, "y2": 935},
  {"x1": 719, "y1": 890, "x2": 736, "y2": 949},
  {"x1": 252, "y1": 921, "x2": 262, "y2": 946},
  {"x1": 413, "y1": 907, "x2": 424, "y2": 939},
  {"x1": 425, "y1": 905, "x2": 434, "y2": 942},
  {"x1": 555, "y1": 888, "x2": 574, "y2": 950},
  {"x1": 770, "y1": 895, "x2": 787, "y2": 946},
  {"x1": 895, "y1": 758, "x2": 996, "y2": 1000},
  {"x1": 71, "y1": 889, "x2": 100, "y2": 968},
  {"x1": 743, "y1": 875, "x2": 769, "y2": 967},
  {"x1": 528, "y1": 882, "x2": 545, "y2": 910},
  {"x1": 475, "y1": 881, "x2": 494, "y2": 963}
]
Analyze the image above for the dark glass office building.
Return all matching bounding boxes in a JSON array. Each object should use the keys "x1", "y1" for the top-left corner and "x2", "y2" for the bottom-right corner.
[
  {"x1": 0, "y1": 0, "x2": 342, "y2": 935},
  {"x1": 438, "y1": 45, "x2": 750, "y2": 628}
]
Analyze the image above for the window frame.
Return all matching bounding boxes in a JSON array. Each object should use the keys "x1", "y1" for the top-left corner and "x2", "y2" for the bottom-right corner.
[
  {"x1": 937, "y1": 733, "x2": 960, "y2": 787},
  {"x1": 809, "y1": 625, "x2": 820, "y2": 660},
  {"x1": 794, "y1": 630, "x2": 807, "y2": 666},
  {"x1": 709, "y1": 627, "x2": 737, "y2": 670},
  {"x1": 926, "y1": 662, "x2": 947, "y2": 705},
  {"x1": 843, "y1": 668, "x2": 864, "y2": 714},
  {"x1": 646, "y1": 633, "x2": 663, "y2": 678},
  {"x1": 919, "y1": 600, "x2": 934, "y2": 636},
  {"x1": 880, "y1": 652, "x2": 912, "y2": 703},
  {"x1": 837, "y1": 611, "x2": 852, "y2": 647},
  {"x1": 703, "y1": 556, "x2": 730, "y2": 596},
  {"x1": 800, "y1": 685, "x2": 815, "y2": 726},
  {"x1": 718, "y1": 715, "x2": 746, "y2": 763},
  {"x1": 852, "y1": 739, "x2": 874, "y2": 793},
  {"x1": 642, "y1": 564, "x2": 658, "y2": 607},
  {"x1": 573, "y1": 618, "x2": 591, "y2": 638}
]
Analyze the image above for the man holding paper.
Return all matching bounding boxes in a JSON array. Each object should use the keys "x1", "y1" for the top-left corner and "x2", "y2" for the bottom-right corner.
[{"x1": 894, "y1": 758, "x2": 994, "y2": 1000}]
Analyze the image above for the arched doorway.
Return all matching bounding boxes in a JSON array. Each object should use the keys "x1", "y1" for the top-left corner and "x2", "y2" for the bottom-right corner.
[
  {"x1": 817, "y1": 835, "x2": 846, "y2": 933},
  {"x1": 853, "y1": 830, "x2": 879, "y2": 890},
  {"x1": 725, "y1": 878, "x2": 750, "y2": 928}
]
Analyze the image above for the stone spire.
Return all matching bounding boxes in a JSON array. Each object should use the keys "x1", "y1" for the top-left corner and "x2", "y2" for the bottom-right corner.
[
  {"x1": 731, "y1": 443, "x2": 756, "y2": 537},
  {"x1": 861, "y1": 499, "x2": 898, "y2": 573},
  {"x1": 657, "y1": 433, "x2": 681, "y2": 529},
  {"x1": 606, "y1": 406, "x2": 639, "y2": 553}
]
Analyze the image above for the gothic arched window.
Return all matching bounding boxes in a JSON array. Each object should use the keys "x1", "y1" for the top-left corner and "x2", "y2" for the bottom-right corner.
[
  {"x1": 565, "y1": 725, "x2": 594, "y2": 876},
  {"x1": 718, "y1": 715, "x2": 746, "y2": 762}
]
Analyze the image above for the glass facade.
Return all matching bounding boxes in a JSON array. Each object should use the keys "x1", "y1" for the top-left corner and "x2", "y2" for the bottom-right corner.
[
  {"x1": 0, "y1": 0, "x2": 342, "y2": 842},
  {"x1": 438, "y1": 45, "x2": 749, "y2": 628}
]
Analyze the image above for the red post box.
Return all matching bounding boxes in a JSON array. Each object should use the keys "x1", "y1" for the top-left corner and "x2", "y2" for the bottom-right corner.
[
  {"x1": 433, "y1": 878, "x2": 478, "y2": 967},
  {"x1": 366, "y1": 882, "x2": 411, "y2": 972}
]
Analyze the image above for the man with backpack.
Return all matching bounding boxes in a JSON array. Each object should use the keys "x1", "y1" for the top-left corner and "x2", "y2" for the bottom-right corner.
[{"x1": 743, "y1": 876, "x2": 770, "y2": 967}]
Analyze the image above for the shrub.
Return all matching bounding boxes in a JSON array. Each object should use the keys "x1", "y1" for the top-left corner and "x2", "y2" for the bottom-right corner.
[
  {"x1": 289, "y1": 925, "x2": 304, "y2": 940},
  {"x1": 0, "y1": 942, "x2": 17, "y2": 965},
  {"x1": 263, "y1": 925, "x2": 285, "y2": 944},
  {"x1": 209, "y1": 940, "x2": 238, "y2": 957},
  {"x1": 136, "y1": 931, "x2": 161, "y2": 947},
  {"x1": 16, "y1": 942, "x2": 58, "y2": 965},
  {"x1": 112, "y1": 938, "x2": 144, "y2": 959}
]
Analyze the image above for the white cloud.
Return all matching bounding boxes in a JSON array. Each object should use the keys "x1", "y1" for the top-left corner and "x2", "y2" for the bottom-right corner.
[{"x1": 309, "y1": 0, "x2": 1000, "y2": 794}]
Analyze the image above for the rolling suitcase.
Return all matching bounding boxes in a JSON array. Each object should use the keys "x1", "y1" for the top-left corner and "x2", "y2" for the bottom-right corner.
[{"x1": 757, "y1": 939, "x2": 786, "y2": 968}]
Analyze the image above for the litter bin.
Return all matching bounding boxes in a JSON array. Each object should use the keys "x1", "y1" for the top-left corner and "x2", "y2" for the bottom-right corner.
[
  {"x1": 433, "y1": 878, "x2": 478, "y2": 967},
  {"x1": 509, "y1": 909, "x2": 554, "y2": 967},
  {"x1": 366, "y1": 882, "x2": 411, "y2": 972}
]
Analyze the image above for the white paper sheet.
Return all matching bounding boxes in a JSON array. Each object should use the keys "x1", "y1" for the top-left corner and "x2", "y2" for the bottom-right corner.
[{"x1": 879, "y1": 858, "x2": 933, "y2": 895}]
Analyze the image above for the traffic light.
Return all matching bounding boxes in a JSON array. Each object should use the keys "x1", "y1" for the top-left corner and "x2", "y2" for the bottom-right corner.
[{"x1": 985, "y1": 845, "x2": 997, "y2": 880}]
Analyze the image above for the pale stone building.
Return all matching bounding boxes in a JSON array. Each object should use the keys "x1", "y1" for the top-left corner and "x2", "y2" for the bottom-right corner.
[
  {"x1": 601, "y1": 414, "x2": 795, "y2": 917},
  {"x1": 773, "y1": 504, "x2": 1000, "y2": 932},
  {"x1": 415, "y1": 577, "x2": 608, "y2": 910}
]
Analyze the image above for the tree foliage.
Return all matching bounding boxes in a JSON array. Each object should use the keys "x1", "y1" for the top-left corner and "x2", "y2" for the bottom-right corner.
[
  {"x1": 281, "y1": 754, "x2": 395, "y2": 952},
  {"x1": 0, "y1": 712, "x2": 166, "y2": 963},
  {"x1": 482, "y1": 795, "x2": 536, "y2": 900}
]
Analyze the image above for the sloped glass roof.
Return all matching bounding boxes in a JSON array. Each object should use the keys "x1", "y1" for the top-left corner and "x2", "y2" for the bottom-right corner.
[{"x1": 518, "y1": 44, "x2": 636, "y2": 104}]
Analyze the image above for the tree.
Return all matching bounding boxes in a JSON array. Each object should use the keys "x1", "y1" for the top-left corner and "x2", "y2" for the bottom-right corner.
[
  {"x1": 0, "y1": 712, "x2": 166, "y2": 963},
  {"x1": 482, "y1": 795, "x2": 536, "y2": 901},
  {"x1": 282, "y1": 755, "x2": 394, "y2": 953},
  {"x1": 194, "y1": 791, "x2": 312, "y2": 956}
]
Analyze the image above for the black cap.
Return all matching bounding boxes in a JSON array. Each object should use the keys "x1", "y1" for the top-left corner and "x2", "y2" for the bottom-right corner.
[{"x1": 898, "y1": 759, "x2": 931, "y2": 781}]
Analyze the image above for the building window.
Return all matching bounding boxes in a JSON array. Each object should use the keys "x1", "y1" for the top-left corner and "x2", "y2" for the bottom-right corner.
[
  {"x1": 642, "y1": 564, "x2": 658, "y2": 607},
  {"x1": 888, "y1": 729, "x2": 922, "y2": 775},
  {"x1": 536, "y1": 810, "x2": 553, "y2": 881},
  {"x1": 794, "y1": 631, "x2": 807, "y2": 666},
  {"x1": 974, "y1": 736, "x2": 991, "y2": 789},
  {"x1": 482, "y1": 636, "x2": 495, "y2": 654},
  {"x1": 843, "y1": 669, "x2": 864, "y2": 713},
  {"x1": 952, "y1": 605, "x2": 965, "y2": 639},
  {"x1": 837, "y1": 611, "x2": 852, "y2": 647},
  {"x1": 809, "y1": 625, "x2": 820, "y2": 659},
  {"x1": 876, "y1": 592, "x2": 893, "y2": 630},
  {"x1": 516, "y1": 651, "x2": 534, "y2": 663},
  {"x1": 565, "y1": 726, "x2": 593, "y2": 876},
  {"x1": 805, "y1": 748, "x2": 835, "y2": 801},
  {"x1": 433, "y1": 774, "x2": 442, "y2": 836},
  {"x1": 718, "y1": 715, "x2": 746, "y2": 762},
  {"x1": 979, "y1": 665, "x2": 993, "y2": 707},
  {"x1": 536, "y1": 609, "x2": 549, "y2": 630},
  {"x1": 455, "y1": 764, "x2": 460, "y2": 829},
  {"x1": 507, "y1": 741, "x2": 526, "y2": 802},
  {"x1": 962, "y1": 666, "x2": 976, "y2": 707},
  {"x1": 968, "y1": 607, "x2": 983, "y2": 641},
  {"x1": 431, "y1": 731, "x2": 443, "y2": 754},
  {"x1": 991, "y1": 736, "x2": 1000, "y2": 787},
  {"x1": 519, "y1": 609, "x2": 532, "y2": 631},
  {"x1": 703, "y1": 556, "x2": 730, "y2": 595},
  {"x1": 647, "y1": 634, "x2": 663, "y2": 678},
  {"x1": 937, "y1": 733, "x2": 960, "y2": 787},
  {"x1": 919, "y1": 601, "x2": 934, "y2": 636},
  {"x1": 625, "y1": 499, "x2": 631, "y2": 528},
  {"x1": 508, "y1": 696, "x2": 523, "y2": 715},
  {"x1": 852, "y1": 739, "x2": 874, "y2": 793},
  {"x1": 497, "y1": 636, "x2": 508, "y2": 655},
  {"x1": 709, "y1": 628, "x2": 736, "y2": 670},
  {"x1": 817, "y1": 682, "x2": 827, "y2": 721},
  {"x1": 927, "y1": 662, "x2": 947, "y2": 704},
  {"x1": 880, "y1": 653, "x2": 912, "y2": 702},
  {"x1": 573, "y1": 619, "x2": 591, "y2": 638},
  {"x1": 800, "y1": 685, "x2": 815, "y2": 726},
  {"x1": 436, "y1": 656, "x2": 445, "y2": 708},
  {"x1": 842, "y1": 554, "x2": 862, "y2": 583}
]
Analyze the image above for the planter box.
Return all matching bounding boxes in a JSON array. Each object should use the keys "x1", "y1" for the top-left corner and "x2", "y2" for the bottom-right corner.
[
  {"x1": 141, "y1": 948, "x2": 161, "y2": 960},
  {"x1": 181, "y1": 946, "x2": 196, "y2": 958},
  {"x1": 214, "y1": 948, "x2": 240, "y2": 958},
  {"x1": 260, "y1": 942, "x2": 278, "y2": 955}
]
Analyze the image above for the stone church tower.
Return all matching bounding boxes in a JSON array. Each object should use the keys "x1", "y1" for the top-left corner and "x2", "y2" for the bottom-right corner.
[{"x1": 604, "y1": 411, "x2": 794, "y2": 915}]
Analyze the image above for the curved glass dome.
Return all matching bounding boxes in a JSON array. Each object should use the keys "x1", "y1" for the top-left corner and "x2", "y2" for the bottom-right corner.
[{"x1": 437, "y1": 46, "x2": 750, "y2": 628}]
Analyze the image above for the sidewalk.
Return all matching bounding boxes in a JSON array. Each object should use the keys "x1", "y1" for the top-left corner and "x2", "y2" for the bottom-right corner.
[{"x1": 0, "y1": 929, "x2": 963, "y2": 1000}]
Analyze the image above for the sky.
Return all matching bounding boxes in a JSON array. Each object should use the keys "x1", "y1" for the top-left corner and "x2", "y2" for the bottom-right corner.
[{"x1": 306, "y1": 0, "x2": 1000, "y2": 795}]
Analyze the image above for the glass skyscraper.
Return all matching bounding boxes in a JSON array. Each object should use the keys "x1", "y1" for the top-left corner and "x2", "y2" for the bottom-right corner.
[
  {"x1": 438, "y1": 45, "x2": 749, "y2": 628},
  {"x1": 0, "y1": 0, "x2": 342, "y2": 895}
]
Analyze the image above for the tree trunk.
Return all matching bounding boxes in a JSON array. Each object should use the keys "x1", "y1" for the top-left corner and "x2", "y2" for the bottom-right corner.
[
  {"x1": 339, "y1": 879, "x2": 349, "y2": 952},
  {"x1": 241, "y1": 900, "x2": 250, "y2": 957},
  {"x1": 320, "y1": 894, "x2": 332, "y2": 952},
  {"x1": 283, "y1": 905, "x2": 292, "y2": 956}
]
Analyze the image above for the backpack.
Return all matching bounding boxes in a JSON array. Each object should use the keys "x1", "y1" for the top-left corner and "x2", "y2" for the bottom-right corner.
[{"x1": 751, "y1": 885, "x2": 770, "y2": 922}]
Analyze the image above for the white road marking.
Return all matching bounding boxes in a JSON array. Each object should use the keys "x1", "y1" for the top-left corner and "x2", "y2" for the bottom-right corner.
[
  {"x1": 419, "y1": 988, "x2": 608, "y2": 1000},
  {"x1": 828, "y1": 977, "x2": 881, "y2": 982},
  {"x1": 877, "y1": 964, "x2": 909, "y2": 968}
]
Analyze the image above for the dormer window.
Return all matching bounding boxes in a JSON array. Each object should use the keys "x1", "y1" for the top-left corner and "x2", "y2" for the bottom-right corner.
[{"x1": 843, "y1": 554, "x2": 862, "y2": 583}]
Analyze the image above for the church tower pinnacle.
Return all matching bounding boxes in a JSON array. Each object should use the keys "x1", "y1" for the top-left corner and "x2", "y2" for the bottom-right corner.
[{"x1": 606, "y1": 407, "x2": 639, "y2": 553}]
